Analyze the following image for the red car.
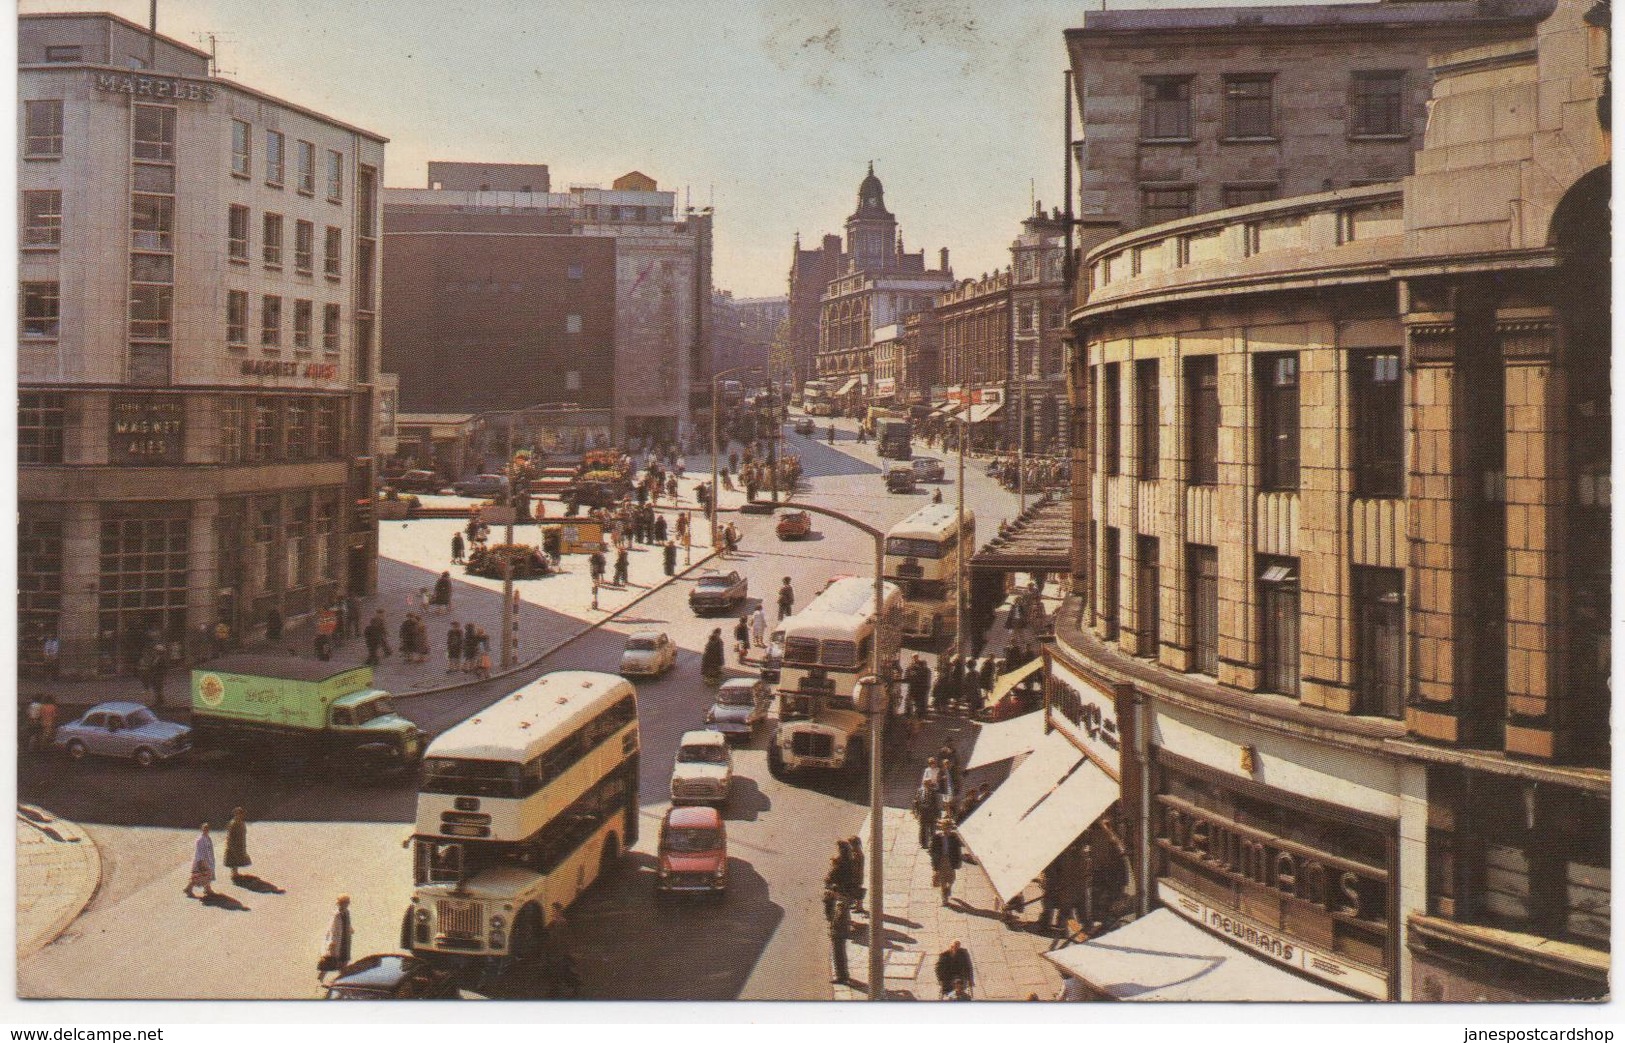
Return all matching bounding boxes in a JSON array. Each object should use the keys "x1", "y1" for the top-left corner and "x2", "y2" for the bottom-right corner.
[
  {"x1": 775, "y1": 510, "x2": 812, "y2": 540},
  {"x1": 656, "y1": 805, "x2": 728, "y2": 895}
]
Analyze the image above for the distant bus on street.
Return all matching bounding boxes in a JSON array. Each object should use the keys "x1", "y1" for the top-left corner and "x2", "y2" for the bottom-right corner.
[
  {"x1": 801, "y1": 379, "x2": 834, "y2": 417},
  {"x1": 403, "y1": 671, "x2": 639, "y2": 966},
  {"x1": 885, "y1": 503, "x2": 976, "y2": 643}
]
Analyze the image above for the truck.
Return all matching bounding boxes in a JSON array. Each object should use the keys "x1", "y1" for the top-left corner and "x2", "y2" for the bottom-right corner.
[
  {"x1": 190, "y1": 655, "x2": 424, "y2": 774},
  {"x1": 876, "y1": 417, "x2": 912, "y2": 460}
]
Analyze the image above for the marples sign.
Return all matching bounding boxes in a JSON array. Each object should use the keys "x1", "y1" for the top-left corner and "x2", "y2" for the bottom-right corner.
[
  {"x1": 109, "y1": 394, "x2": 184, "y2": 463},
  {"x1": 242, "y1": 360, "x2": 339, "y2": 380},
  {"x1": 94, "y1": 73, "x2": 218, "y2": 103}
]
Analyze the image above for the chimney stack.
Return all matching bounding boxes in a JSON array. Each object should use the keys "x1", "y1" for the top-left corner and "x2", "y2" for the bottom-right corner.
[{"x1": 940, "y1": 247, "x2": 950, "y2": 271}]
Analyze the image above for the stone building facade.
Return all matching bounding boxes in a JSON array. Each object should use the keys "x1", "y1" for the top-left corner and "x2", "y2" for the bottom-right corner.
[
  {"x1": 1051, "y1": 0, "x2": 1607, "y2": 1002},
  {"x1": 937, "y1": 268, "x2": 1012, "y2": 443},
  {"x1": 783, "y1": 233, "x2": 847, "y2": 390},
  {"x1": 1010, "y1": 205, "x2": 1072, "y2": 452},
  {"x1": 18, "y1": 12, "x2": 386, "y2": 676}
]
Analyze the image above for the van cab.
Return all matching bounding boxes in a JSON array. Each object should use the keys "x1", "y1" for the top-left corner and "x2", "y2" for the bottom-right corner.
[
  {"x1": 670, "y1": 729, "x2": 733, "y2": 806},
  {"x1": 656, "y1": 805, "x2": 727, "y2": 894}
]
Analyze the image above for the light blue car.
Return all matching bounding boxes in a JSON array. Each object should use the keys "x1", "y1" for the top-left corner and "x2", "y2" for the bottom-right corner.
[{"x1": 54, "y1": 701, "x2": 192, "y2": 767}]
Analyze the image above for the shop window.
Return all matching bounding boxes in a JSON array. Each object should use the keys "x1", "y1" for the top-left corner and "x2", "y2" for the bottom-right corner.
[
  {"x1": 1136, "y1": 358, "x2": 1159, "y2": 479},
  {"x1": 1351, "y1": 72, "x2": 1405, "y2": 137},
  {"x1": 25, "y1": 100, "x2": 64, "y2": 157},
  {"x1": 97, "y1": 504, "x2": 190, "y2": 671},
  {"x1": 1188, "y1": 546, "x2": 1218, "y2": 675},
  {"x1": 18, "y1": 513, "x2": 63, "y2": 650},
  {"x1": 18, "y1": 391, "x2": 65, "y2": 464},
  {"x1": 1141, "y1": 76, "x2": 1192, "y2": 140},
  {"x1": 23, "y1": 190, "x2": 62, "y2": 246},
  {"x1": 1258, "y1": 555, "x2": 1300, "y2": 697},
  {"x1": 1258, "y1": 354, "x2": 1300, "y2": 490},
  {"x1": 1102, "y1": 362, "x2": 1121, "y2": 476},
  {"x1": 1354, "y1": 567, "x2": 1403, "y2": 718},
  {"x1": 1223, "y1": 76, "x2": 1274, "y2": 139},
  {"x1": 1185, "y1": 356, "x2": 1218, "y2": 485},
  {"x1": 1354, "y1": 352, "x2": 1403, "y2": 497}
]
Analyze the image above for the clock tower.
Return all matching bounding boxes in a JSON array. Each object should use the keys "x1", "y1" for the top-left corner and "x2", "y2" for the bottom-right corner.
[{"x1": 845, "y1": 162, "x2": 899, "y2": 272}]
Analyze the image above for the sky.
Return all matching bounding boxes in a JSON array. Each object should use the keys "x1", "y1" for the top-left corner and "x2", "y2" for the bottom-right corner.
[{"x1": 19, "y1": 0, "x2": 1332, "y2": 298}]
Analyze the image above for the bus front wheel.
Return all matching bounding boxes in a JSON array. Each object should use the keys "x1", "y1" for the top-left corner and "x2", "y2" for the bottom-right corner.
[{"x1": 767, "y1": 743, "x2": 787, "y2": 779}]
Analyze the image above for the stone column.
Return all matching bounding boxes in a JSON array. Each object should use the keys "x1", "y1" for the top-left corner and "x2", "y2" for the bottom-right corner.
[
  {"x1": 1299, "y1": 335, "x2": 1354, "y2": 712},
  {"x1": 58, "y1": 502, "x2": 103, "y2": 679},
  {"x1": 1159, "y1": 344, "x2": 1190, "y2": 672},
  {"x1": 1216, "y1": 342, "x2": 1259, "y2": 691}
]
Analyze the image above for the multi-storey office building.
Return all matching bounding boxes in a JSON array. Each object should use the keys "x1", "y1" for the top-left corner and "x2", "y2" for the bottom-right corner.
[
  {"x1": 19, "y1": 12, "x2": 386, "y2": 677},
  {"x1": 936, "y1": 269, "x2": 1012, "y2": 447},
  {"x1": 1009, "y1": 205, "x2": 1072, "y2": 452},
  {"x1": 1047, "y1": 0, "x2": 1608, "y2": 1002}
]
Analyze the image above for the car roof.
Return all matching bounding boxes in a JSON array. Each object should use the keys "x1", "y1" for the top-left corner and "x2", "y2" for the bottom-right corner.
[
  {"x1": 717, "y1": 676, "x2": 758, "y2": 689},
  {"x1": 628, "y1": 630, "x2": 666, "y2": 641},
  {"x1": 85, "y1": 701, "x2": 149, "y2": 715},
  {"x1": 331, "y1": 953, "x2": 435, "y2": 988},
  {"x1": 679, "y1": 729, "x2": 727, "y2": 745},
  {"x1": 665, "y1": 805, "x2": 723, "y2": 829}
]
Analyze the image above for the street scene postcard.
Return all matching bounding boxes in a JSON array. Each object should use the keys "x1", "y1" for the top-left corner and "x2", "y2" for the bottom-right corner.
[{"x1": 8, "y1": 0, "x2": 1616, "y2": 1025}]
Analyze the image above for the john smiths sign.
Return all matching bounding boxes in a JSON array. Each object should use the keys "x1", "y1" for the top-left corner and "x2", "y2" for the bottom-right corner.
[{"x1": 109, "y1": 394, "x2": 184, "y2": 464}]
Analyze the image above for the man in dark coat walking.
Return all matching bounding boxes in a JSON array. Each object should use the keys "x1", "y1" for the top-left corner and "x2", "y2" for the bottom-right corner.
[
  {"x1": 446, "y1": 622, "x2": 463, "y2": 674},
  {"x1": 905, "y1": 655, "x2": 932, "y2": 718},
  {"x1": 929, "y1": 815, "x2": 964, "y2": 906},
  {"x1": 589, "y1": 549, "x2": 606, "y2": 585},
  {"x1": 614, "y1": 547, "x2": 630, "y2": 586},
  {"x1": 663, "y1": 540, "x2": 677, "y2": 576},
  {"x1": 224, "y1": 806, "x2": 251, "y2": 883},
  {"x1": 450, "y1": 531, "x2": 465, "y2": 564},
  {"x1": 363, "y1": 610, "x2": 390, "y2": 665},
  {"x1": 934, "y1": 939, "x2": 974, "y2": 999},
  {"x1": 914, "y1": 779, "x2": 942, "y2": 849}
]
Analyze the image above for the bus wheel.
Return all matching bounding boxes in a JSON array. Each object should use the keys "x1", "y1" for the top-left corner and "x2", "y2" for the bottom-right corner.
[
  {"x1": 767, "y1": 744, "x2": 787, "y2": 779},
  {"x1": 598, "y1": 833, "x2": 621, "y2": 878},
  {"x1": 510, "y1": 905, "x2": 543, "y2": 962}
]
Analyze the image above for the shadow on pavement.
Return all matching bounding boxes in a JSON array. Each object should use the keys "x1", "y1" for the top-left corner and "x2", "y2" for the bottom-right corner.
[{"x1": 723, "y1": 776, "x2": 770, "y2": 822}]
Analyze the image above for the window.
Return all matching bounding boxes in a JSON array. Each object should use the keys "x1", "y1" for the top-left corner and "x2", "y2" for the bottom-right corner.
[
  {"x1": 129, "y1": 285, "x2": 172, "y2": 340},
  {"x1": 565, "y1": 370, "x2": 582, "y2": 391},
  {"x1": 264, "y1": 130, "x2": 284, "y2": 186},
  {"x1": 296, "y1": 140, "x2": 316, "y2": 194},
  {"x1": 566, "y1": 314, "x2": 583, "y2": 334},
  {"x1": 1351, "y1": 72, "x2": 1405, "y2": 137},
  {"x1": 131, "y1": 104, "x2": 175, "y2": 162},
  {"x1": 1102, "y1": 362, "x2": 1121, "y2": 476},
  {"x1": 326, "y1": 149, "x2": 344, "y2": 201},
  {"x1": 285, "y1": 398, "x2": 309, "y2": 460},
  {"x1": 1101, "y1": 526, "x2": 1121, "y2": 640},
  {"x1": 1188, "y1": 546, "x2": 1218, "y2": 675},
  {"x1": 315, "y1": 399, "x2": 341, "y2": 457},
  {"x1": 1223, "y1": 76, "x2": 1274, "y2": 139},
  {"x1": 1186, "y1": 356, "x2": 1219, "y2": 485},
  {"x1": 1142, "y1": 186, "x2": 1193, "y2": 226},
  {"x1": 251, "y1": 400, "x2": 279, "y2": 461},
  {"x1": 44, "y1": 45, "x2": 82, "y2": 62},
  {"x1": 231, "y1": 120, "x2": 251, "y2": 177},
  {"x1": 25, "y1": 100, "x2": 64, "y2": 157},
  {"x1": 18, "y1": 391, "x2": 65, "y2": 464},
  {"x1": 1141, "y1": 76, "x2": 1192, "y2": 139},
  {"x1": 568, "y1": 263, "x2": 584, "y2": 280},
  {"x1": 133, "y1": 163, "x2": 174, "y2": 194},
  {"x1": 227, "y1": 290, "x2": 248, "y2": 346},
  {"x1": 218, "y1": 397, "x2": 243, "y2": 462},
  {"x1": 1258, "y1": 354, "x2": 1300, "y2": 490},
  {"x1": 18, "y1": 513, "x2": 63, "y2": 646},
  {"x1": 263, "y1": 213, "x2": 283, "y2": 266},
  {"x1": 228, "y1": 205, "x2": 250, "y2": 260},
  {"x1": 1137, "y1": 535, "x2": 1161, "y2": 655},
  {"x1": 293, "y1": 299, "x2": 313, "y2": 350},
  {"x1": 131, "y1": 193, "x2": 173, "y2": 251},
  {"x1": 97, "y1": 505, "x2": 190, "y2": 663},
  {"x1": 1354, "y1": 352, "x2": 1403, "y2": 497},
  {"x1": 21, "y1": 282, "x2": 60, "y2": 337},
  {"x1": 23, "y1": 190, "x2": 62, "y2": 246},
  {"x1": 1018, "y1": 302, "x2": 1037, "y2": 333},
  {"x1": 261, "y1": 295, "x2": 282, "y2": 347},
  {"x1": 1136, "y1": 358, "x2": 1160, "y2": 479},
  {"x1": 294, "y1": 220, "x2": 314, "y2": 273},
  {"x1": 357, "y1": 240, "x2": 376, "y2": 309},
  {"x1": 322, "y1": 303, "x2": 341, "y2": 353},
  {"x1": 324, "y1": 226, "x2": 342, "y2": 276},
  {"x1": 1223, "y1": 184, "x2": 1277, "y2": 208},
  {"x1": 1259, "y1": 555, "x2": 1300, "y2": 697},
  {"x1": 1354, "y1": 567, "x2": 1403, "y2": 718}
]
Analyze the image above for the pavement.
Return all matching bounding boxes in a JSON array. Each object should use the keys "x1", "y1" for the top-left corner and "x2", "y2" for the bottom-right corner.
[{"x1": 15, "y1": 805, "x2": 101, "y2": 962}]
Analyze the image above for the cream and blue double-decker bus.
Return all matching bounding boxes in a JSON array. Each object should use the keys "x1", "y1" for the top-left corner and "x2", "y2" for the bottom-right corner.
[
  {"x1": 885, "y1": 503, "x2": 976, "y2": 642},
  {"x1": 404, "y1": 671, "x2": 638, "y2": 965}
]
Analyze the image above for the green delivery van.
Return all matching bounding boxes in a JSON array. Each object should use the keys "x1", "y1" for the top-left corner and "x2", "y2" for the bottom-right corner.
[{"x1": 190, "y1": 655, "x2": 423, "y2": 774}]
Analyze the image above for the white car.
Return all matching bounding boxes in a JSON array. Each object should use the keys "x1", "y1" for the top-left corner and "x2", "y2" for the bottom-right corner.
[
  {"x1": 670, "y1": 729, "x2": 734, "y2": 806},
  {"x1": 621, "y1": 631, "x2": 677, "y2": 677}
]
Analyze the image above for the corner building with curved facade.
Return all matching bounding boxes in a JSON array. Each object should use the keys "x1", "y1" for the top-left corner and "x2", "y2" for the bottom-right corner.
[{"x1": 1054, "y1": 0, "x2": 1608, "y2": 1001}]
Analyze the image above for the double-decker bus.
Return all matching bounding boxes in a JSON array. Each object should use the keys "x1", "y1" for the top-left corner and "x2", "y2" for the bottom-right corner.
[
  {"x1": 404, "y1": 671, "x2": 639, "y2": 964},
  {"x1": 801, "y1": 379, "x2": 834, "y2": 417},
  {"x1": 769, "y1": 576, "x2": 902, "y2": 776},
  {"x1": 884, "y1": 503, "x2": 976, "y2": 642}
]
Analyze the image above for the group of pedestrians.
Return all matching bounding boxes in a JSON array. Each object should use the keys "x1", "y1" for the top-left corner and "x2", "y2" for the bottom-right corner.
[
  {"x1": 825, "y1": 836, "x2": 866, "y2": 986},
  {"x1": 443, "y1": 621, "x2": 493, "y2": 677},
  {"x1": 183, "y1": 808, "x2": 254, "y2": 901}
]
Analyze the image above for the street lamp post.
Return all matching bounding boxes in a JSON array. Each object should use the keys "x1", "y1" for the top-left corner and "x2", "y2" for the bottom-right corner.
[
  {"x1": 710, "y1": 364, "x2": 761, "y2": 551},
  {"x1": 956, "y1": 406, "x2": 967, "y2": 658},
  {"x1": 768, "y1": 499, "x2": 890, "y2": 1000}
]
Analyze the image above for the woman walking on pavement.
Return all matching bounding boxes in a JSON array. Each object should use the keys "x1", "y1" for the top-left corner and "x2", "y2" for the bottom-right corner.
[
  {"x1": 185, "y1": 823, "x2": 217, "y2": 899},
  {"x1": 319, "y1": 895, "x2": 353, "y2": 982},
  {"x1": 701, "y1": 628, "x2": 725, "y2": 684},
  {"x1": 750, "y1": 606, "x2": 767, "y2": 648},
  {"x1": 733, "y1": 614, "x2": 751, "y2": 664},
  {"x1": 224, "y1": 807, "x2": 251, "y2": 884}
]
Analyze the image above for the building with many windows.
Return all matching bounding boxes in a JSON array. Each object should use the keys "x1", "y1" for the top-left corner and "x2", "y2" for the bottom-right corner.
[
  {"x1": 18, "y1": 11, "x2": 387, "y2": 677},
  {"x1": 1042, "y1": 0, "x2": 1607, "y2": 1002},
  {"x1": 1009, "y1": 204, "x2": 1072, "y2": 453}
]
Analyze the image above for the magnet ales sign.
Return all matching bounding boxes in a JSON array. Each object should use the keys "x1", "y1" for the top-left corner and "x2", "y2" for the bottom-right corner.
[{"x1": 109, "y1": 393, "x2": 184, "y2": 464}]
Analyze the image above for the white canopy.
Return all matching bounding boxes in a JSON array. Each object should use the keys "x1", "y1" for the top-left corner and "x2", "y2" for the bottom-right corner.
[
  {"x1": 967, "y1": 401, "x2": 1004, "y2": 423},
  {"x1": 1043, "y1": 908, "x2": 1359, "y2": 1002},
  {"x1": 832, "y1": 377, "x2": 860, "y2": 396},
  {"x1": 966, "y1": 709, "x2": 1046, "y2": 770}
]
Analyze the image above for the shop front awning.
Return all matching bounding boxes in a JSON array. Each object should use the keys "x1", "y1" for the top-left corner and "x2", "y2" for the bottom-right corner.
[
  {"x1": 967, "y1": 401, "x2": 1004, "y2": 423},
  {"x1": 966, "y1": 709, "x2": 1046, "y2": 770},
  {"x1": 957, "y1": 730, "x2": 1118, "y2": 902},
  {"x1": 930, "y1": 401, "x2": 963, "y2": 417},
  {"x1": 832, "y1": 377, "x2": 860, "y2": 396},
  {"x1": 1043, "y1": 908, "x2": 1358, "y2": 1002},
  {"x1": 989, "y1": 658, "x2": 1043, "y2": 703}
]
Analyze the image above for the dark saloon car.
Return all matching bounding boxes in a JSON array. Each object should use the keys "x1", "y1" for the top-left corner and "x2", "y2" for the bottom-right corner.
[
  {"x1": 324, "y1": 954, "x2": 460, "y2": 1000},
  {"x1": 451, "y1": 473, "x2": 510, "y2": 499},
  {"x1": 706, "y1": 676, "x2": 771, "y2": 741},
  {"x1": 689, "y1": 570, "x2": 748, "y2": 614},
  {"x1": 885, "y1": 466, "x2": 918, "y2": 494},
  {"x1": 385, "y1": 469, "x2": 444, "y2": 494}
]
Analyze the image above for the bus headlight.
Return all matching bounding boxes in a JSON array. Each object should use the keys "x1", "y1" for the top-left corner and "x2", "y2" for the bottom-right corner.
[
  {"x1": 490, "y1": 914, "x2": 506, "y2": 930},
  {"x1": 415, "y1": 908, "x2": 431, "y2": 924}
]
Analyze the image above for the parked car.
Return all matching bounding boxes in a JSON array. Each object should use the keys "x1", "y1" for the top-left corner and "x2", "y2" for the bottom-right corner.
[
  {"x1": 885, "y1": 466, "x2": 917, "y2": 494},
  {"x1": 323, "y1": 954, "x2": 460, "y2": 1000},
  {"x1": 620, "y1": 630, "x2": 677, "y2": 677},
  {"x1": 689, "y1": 570, "x2": 748, "y2": 614},
  {"x1": 670, "y1": 729, "x2": 734, "y2": 806},
  {"x1": 706, "y1": 676, "x2": 771, "y2": 741},
  {"x1": 54, "y1": 701, "x2": 191, "y2": 767},
  {"x1": 759, "y1": 629, "x2": 785, "y2": 685},
  {"x1": 911, "y1": 457, "x2": 945, "y2": 483},
  {"x1": 452, "y1": 473, "x2": 510, "y2": 499},
  {"x1": 793, "y1": 417, "x2": 816, "y2": 436},
  {"x1": 385, "y1": 469, "x2": 444, "y2": 494},
  {"x1": 775, "y1": 510, "x2": 813, "y2": 540},
  {"x1": 655, "y1": 805, "x2": 728, "y2": 895}
]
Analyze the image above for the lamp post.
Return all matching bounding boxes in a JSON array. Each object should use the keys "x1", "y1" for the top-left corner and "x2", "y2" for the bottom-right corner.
[
  {"x1": 768, "y1": 499, "x2": 891, "y2": 1000},
  {"x1": 956, "y1": 401, "x2": 967, "y2": 658},
  {"x1": 470, "y1": 401, "x2": 556, "y2": 670},
  {"x1": 710, "y1": 364, "x2": 761, "y2": 551}
]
